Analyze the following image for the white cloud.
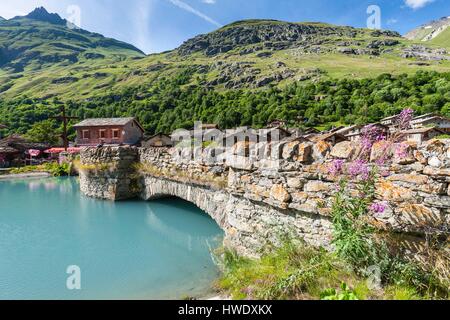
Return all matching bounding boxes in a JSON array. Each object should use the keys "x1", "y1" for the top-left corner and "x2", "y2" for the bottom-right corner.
[
  {"x1": 132, "y1": 0, "x2": 154, "y2": 53},
  {"x1": 168, "y1": 0, "x2": 222, "y2": 27},
  {"x1": 202, "y1": 0, "x2": 217, "y2": 4},
  {"x1": 404, "y1": 0, "x2": 435, "y2": 9}
]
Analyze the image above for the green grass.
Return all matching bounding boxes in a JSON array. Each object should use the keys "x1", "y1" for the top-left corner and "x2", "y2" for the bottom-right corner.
[
  {"x1": 431, "y1": 27, "x2": 450, "y2": 48},
  {"x1": 216, "y1": 241, "x2": 449, "y2": 300},
  {"x1": 10, "y1": 162, "x2": 72, "y2": 176}
]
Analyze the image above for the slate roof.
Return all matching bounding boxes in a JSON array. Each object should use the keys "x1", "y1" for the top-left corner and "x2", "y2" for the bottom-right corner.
[
  {"x1": 73, "y1": 117, "x2": 144, "y2": 132},
  {"x1": 402, "y1": 127, "x2": 445, "y2": 134}
]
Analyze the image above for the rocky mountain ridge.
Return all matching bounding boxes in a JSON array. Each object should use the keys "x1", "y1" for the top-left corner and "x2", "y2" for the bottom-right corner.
[{"x1": 405, "y1": 16, "x2": 450, "y2": 42}]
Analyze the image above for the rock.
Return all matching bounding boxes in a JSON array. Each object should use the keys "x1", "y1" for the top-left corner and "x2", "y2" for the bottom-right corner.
[
  {"x1": 270, "y1": 184, "x2": 291, "y2": 203},
  {"x1": 312, "y1": 140, "x2": 331, "y2": 160},
  {"x1": 423, "y1": 166, "x2": 450, "y2": 176},
  {"x1": 304, "y1": 181, "x2": 331, "y2": 193},
  {"x1": 330, "y1": 141, "x2": 356, "y2": 159},
  {"x1": 388, "y1": 174, "x2": 445, "y2": 193},
  {"x1": 370, "y1": 141, "x2": 392, "y2": 162},
  {"x1": 376, "y1": 180, "x2": 414, "y2": 202},
  {"x1": 425, "y1": 139, "x2": 446, "y2": 154},
  {"x1": 338, "y1": 47, "x2": 356, "y2": 54},
  {"x1": 297, "y1": 142, "x2": 313, "y2": 163},
  {"x1": 395, "y1": 204, "x2": 443, "y2": 229},
  {"x1": 414, "y1": 150, "x2": 428, "y2": 164},
  {"x1": 287, "y1": 177, "x2": 304, "y2": 189},
  {"x1": 388, "y1": 174, "x2": 429, "y2": 185},
  {"x1": 428, "y1": 156, "x2": 442, "y2": 168},
  {"x1": 247, "y1": 184, "x2": 270, "y2": 200},
  {"x1": 291, "y1": 192, "x2": 309, "y2": 203},
  {"x1": 226, "y1": 155, "x2": 254, "y2": 171},
  {"x1": 282, "y1": 141, "x2": 300, "y2": 160},
  {"x1": 393, "y1": 143, "x2": 415, "y2": 165},
  {"x1": 423, "y1": 196, "x2": 450, "y2": 209}
]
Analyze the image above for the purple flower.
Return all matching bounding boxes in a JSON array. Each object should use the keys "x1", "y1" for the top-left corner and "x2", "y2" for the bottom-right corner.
[
  {"x1": 361, "y1": 124, "x2": 386, "y2": 154},
  {"x1": 394, "y1": 143, "x2": 409, "y2": 159},
  {"x1": 396, "y1": 108, "x2": 414, "y2": 130},
  {"x1": 370, "y1": 202, "x2": 387, "y2": 214},
  {"x1": 347, "y1": 160, "x2": 369, "y2": 180},
  {"x1": 329, "y1": 159, "x2": 345, "y2": 176}
]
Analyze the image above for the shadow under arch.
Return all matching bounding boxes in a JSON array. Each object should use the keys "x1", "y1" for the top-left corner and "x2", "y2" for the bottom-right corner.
[{"x1": 139, "y1": 176, "x2": 230, "y2": 231}]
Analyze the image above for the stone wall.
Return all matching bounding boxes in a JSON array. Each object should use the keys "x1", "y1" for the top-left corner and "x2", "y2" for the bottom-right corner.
[{"x1": 78, "y1": 139, "x2": 450, "y2": 269}]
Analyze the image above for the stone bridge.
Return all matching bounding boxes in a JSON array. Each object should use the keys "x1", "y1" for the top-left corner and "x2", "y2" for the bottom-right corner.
[{"x1": 78, "y1": 140, "x2": 450, "y2": 269}]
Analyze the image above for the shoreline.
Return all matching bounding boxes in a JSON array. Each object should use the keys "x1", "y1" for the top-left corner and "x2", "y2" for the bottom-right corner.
[{"x1": 0, "y1": 172, "x2": 51, "y2": 180}]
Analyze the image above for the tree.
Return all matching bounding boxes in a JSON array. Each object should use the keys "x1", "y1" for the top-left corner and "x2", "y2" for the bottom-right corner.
[{"x1": 25, "y1": 120, "x2": 61, "y2": 145}]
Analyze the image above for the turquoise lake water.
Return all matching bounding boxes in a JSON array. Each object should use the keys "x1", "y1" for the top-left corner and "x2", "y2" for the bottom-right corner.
[{"x1": 0, "y1": 177, "x2": 224, "y2": 300}]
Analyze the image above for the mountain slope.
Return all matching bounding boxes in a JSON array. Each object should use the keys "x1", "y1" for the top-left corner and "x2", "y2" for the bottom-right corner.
[
  {"x1": 405, "y1": 16, "x2": 450, "y2": 42},
  {"x1": 0, "y1": 7, "x2": 144, "y2": 73},
  {"x1": 430, "y1": 26, "x2": 450, "y2": 48},
  {"x1": 0, "y1": 11, "x2": 450, "y2": 136},
  {"x1": 1, "y1": 16, "x2": 450, "y2": 101}
]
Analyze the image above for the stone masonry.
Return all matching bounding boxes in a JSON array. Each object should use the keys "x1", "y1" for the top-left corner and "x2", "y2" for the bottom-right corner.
[{"x1": 79, "y1": 139, "x2": 450, "y2": 271}]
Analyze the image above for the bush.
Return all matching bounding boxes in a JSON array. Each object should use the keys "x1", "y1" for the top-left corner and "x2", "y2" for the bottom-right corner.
[{"x1": 9, "y1": 162, "x2": 71, "y2": 176}]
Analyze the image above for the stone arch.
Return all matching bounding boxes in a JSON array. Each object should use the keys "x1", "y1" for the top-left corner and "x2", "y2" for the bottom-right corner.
[{"x1": 139, "y1": 176, "x2": 230, "y2": 230}]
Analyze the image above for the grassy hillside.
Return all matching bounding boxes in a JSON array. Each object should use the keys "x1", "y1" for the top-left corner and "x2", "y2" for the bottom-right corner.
[
  {"x1": 0, "y1": 13, "x2": 450, "y2": 137},
  {"x1": 431, "y1": 27, "x2": 450, "y2": 48},
  {"x1": 1, "y1": 16, "x2": 450, "y2": 101}
]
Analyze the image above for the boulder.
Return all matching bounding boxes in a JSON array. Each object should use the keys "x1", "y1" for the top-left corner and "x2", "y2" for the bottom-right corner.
[
  {"x1": 370, "y1": 141, "x2": 392, "y2": 162},
  {"x1": 270, "y1": 184, "x2": 291, "y2": 203},
  {"x1": 286, "y1": 177, "x2": 304, "y2": 189},
  {"x1": 395, "y1": 204, "x2": 443, "y2": 231},
  {"x1": 297, "y1": 142, "x2": 313, "y2": 163},
  {"x1": 425, "y1": 139, "x2": 446, "y2": 154},
  {"x1": 312, "y1": 140, "x2": 331, "y2": 160},
  {"x1": 428, "y1": 156, "x2": 442, "y2": 168},
  {"x1": 387, "y1": 174, "x2": 429, "y2": 185},
  {"x1": 423, "y1": 166, "x2": 450, "y2": 177},
  {"x1": 414, "y1": 150, "x2": 428, "y2": 164},
  {"x1": 282, "y1": 141, "x2": 300, "y2": 160},
  {"x1": 304, "y1": 181, "x2": 331, "y2": 193},
  {"x1": 376, "y1": 180, "x2": 414, "y2": 202},
  {"x1": 330, "y1": 141, "x2": 356, "y2": 159}
]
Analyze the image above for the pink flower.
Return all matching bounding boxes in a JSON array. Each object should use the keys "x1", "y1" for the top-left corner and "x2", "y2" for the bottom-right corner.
[
  {"x1": 361, "y1": 124, "x2": 386, "y2": 153},
  {"x1": 396, "y1": 108, "x2": 414, "y2": 130},
  {"x1": 348, "y1": 160, "x2": 369, "y2": 180},
  {"x1": 329, "y1": 159, "x2": 345, "y2": 176},
  {"x1": 370, "y1": 202, "x2": 387, "y2": 214},
  {"x1": 394, "y1": 143, "x2": 409, "y2": 159}
]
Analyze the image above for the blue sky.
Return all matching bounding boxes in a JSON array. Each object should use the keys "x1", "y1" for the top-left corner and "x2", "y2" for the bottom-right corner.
[{"x1": 1, "y1": 0, "x2": 449, "y2": 54}]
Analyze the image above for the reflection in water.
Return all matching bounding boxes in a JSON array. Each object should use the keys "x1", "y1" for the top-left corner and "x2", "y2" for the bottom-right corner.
[{"x1": 0, "y1": 177, "x2": 224, "y2": 300}]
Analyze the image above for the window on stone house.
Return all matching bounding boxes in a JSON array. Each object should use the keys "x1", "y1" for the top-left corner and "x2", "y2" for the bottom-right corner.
[
  {"x1": 112, "y1": 129, "x2": 120, "y2": 139},
  {"x1": 82, "y1": 130, "x2": 90, "y2": 139}
]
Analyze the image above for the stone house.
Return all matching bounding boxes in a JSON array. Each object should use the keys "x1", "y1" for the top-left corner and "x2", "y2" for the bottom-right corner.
[
  {"x1": 380, "y1": 114, "x2": 398, "y2": 127},
  {"x1": 411, "y1": 115, "x2": 450, "y2": 133},
  {"x1": 73, "y1": 118, "x2": 144, "y2": 146},
  {"x1": 308, "y1": 131, "x2": 348, "y2": 145},
  {"x1": 141, "y1": 133, "x2": 173, "y2": 148},
  {"x1": 402, "y1": 127, "x2": 445, "y2": 144},
  {"x1": 335, "y1": 123, "x2": 389, "y2": 141}
]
